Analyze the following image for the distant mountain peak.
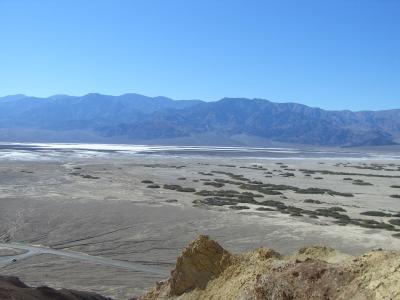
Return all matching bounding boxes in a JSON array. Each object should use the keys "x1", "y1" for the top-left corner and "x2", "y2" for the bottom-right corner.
[
  {"x1": 0, "y1": 93, "x2": 398, "y2": 146},
  {"x1": 0, "y1": 94, "x2": 28, "y2": 102}
]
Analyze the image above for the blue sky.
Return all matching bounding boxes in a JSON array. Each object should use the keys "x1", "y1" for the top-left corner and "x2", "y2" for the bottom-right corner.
[{"x1": 0, "y1": 0, "x2": 399, "y2": 110}]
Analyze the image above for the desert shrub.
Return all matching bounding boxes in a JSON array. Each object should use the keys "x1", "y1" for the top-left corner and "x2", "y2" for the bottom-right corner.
[
  {"x1": 193, "y1": 197, "x2": 235, "y2": 206},
  {"x1": 360, "y1": 211, "x2": 392, "y2": 217},
  {"x1": 259, "y1": 200, "x2": 287, "y2": 209},
  {"x1": 281, "y1": 173, "x2": 295, "y2": 177},
  {"x1": 352, "y1": 179, "x2": 373, "y2": 186},
  {"x1": 229, "y1": 205, "x2": 250, "y2": 210},
  {"x1": 163, "y1": 184, "x2": 195, "y2": 192},
  {"x1": 141, "y1": 180, "x2": 153, "y2": 184},
  {"x1": 198, "y1": 172, "x2": 213, "y2": 176},
  {"x1": 290, "y1": 212, "x2": 302, "y2": 217},
  {"x1": 357, "y1": 219, "x2": 395, "y2": 230},
  {"x1": 296, "y1": 188, "x2": 326, "y2": 195},
  {"x1": 147, "y1": 184, "x2": 160, "y2": 188},
  {"x1": 315, "y1": 208, "x2": 350, "y2": 220},
  {"x1": 242, "y1": 192, "x2": 263, "y2": 198},
  {"x1": 329, "y1": 191, "x2": 354, "y2": 197},
  {"x1": 250, "y1": 180, "x2": 263, "y2": 184},
  {"x1": 81, "y1": 175, "x2": 100, "y2": 179},
  {"x1": 163, "y1": 184, "x2": 182, "y2": 190},
  {"x1": 388, "y1": 219, "x2": 400, "y2": 226},
  {"x1": 256, "y1": 207, "x2": 275, "y2": 211},
  {"x1": 203, "y1": 182, "x2": 225, "y2": 188},
  {"x1": 303, "y1": 199, "x2": 322, "y2": 204},
  {"x1": 195, "y1": 189, "x2": 240, "y2": 197},
  {"x1": 328, "y1": 206, "x2": 347, "y2": 212},
  {"x1": 165, "y1": 199, "x2": 178, "y2": 203},
  {"x1": 179, "y1": 187, "x2": 196, "y2": 192},
  {"x1": 237, "y1": 195, "x2": 257, "y2": 204}
]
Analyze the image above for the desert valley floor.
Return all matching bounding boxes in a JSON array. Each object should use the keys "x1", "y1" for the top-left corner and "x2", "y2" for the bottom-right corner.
[{"x1": 1, "y1": 151, "x2": 400, "y2": 299}]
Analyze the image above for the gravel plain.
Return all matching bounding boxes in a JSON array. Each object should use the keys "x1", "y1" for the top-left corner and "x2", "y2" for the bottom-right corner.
[{"x1": 1, "y1": 155, "x2": 400, "y2": 299}]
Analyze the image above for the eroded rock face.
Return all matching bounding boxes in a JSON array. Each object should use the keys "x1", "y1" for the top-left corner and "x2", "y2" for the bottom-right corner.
[
  {"x1": 141, "y1": 236, "x2": 400, "y2": 300},
  {"x1": 141, "y1": 235, "x2": 233, "y2": 299},
  {"x1": 245, "y1": 260, "x2": 355, "y2": 300},
  {"x1": 169, "y1": 235, "x2": 233, "y2": 295}
]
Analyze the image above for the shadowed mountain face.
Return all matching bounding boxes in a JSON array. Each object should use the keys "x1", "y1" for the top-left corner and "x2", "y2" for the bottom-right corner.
[
  {"x1": 0, "y1": 276, "x2": 113, "y2": 300},
  {"x1": 0, "y1": 94, "x2": 399, "y2": 146}
]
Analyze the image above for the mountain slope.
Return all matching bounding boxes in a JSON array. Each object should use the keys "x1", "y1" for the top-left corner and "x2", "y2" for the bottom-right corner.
[
  {"x1": 0, "y1": 94, "x2": 399, "y2": 146},
  {"x1": 99, "y1": 98, "x2": 400, "y2": 146}
]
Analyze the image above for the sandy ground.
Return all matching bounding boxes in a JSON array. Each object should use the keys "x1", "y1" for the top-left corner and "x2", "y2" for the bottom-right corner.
[{"x1": 0, "y1": 156, "x2": 400, "y2": 299}]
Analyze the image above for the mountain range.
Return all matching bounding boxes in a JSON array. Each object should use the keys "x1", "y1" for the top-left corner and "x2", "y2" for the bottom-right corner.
[{"x1": 0, "y1": 93, "x2": 399, "y2": 147}]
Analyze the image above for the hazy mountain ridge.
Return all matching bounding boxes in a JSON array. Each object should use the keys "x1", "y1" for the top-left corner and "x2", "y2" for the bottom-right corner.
[
  {"x1": 0, "y1": 94, "x2": 399, "y2": 146},
  {"x1": 0, "y1": 93, "x2": 201, "y2": 129}
]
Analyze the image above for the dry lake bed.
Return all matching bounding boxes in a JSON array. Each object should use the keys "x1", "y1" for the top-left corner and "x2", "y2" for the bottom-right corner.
[{"x1": 0, "y1": 144, "x2": 400, "y2": 299}]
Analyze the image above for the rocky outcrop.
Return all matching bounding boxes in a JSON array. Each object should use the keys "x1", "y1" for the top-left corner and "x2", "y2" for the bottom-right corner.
[
  {"x1": 0, "y1": 275, "x2": 113, "y2": 300},
  {"x1": 169, "y1": 235, "x2": 233, "y2": 295},
  {"x1": 141, "y1": 236, "x2": 400, "y2": 300},
  {"x1": 142, "y1": 235, "x2": 233, "y2": 298}
]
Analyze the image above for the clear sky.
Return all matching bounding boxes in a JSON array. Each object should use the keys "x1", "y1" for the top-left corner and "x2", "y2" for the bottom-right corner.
[{"x1": 0, "y1": 0, "x2": 399, "y2": 111}]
